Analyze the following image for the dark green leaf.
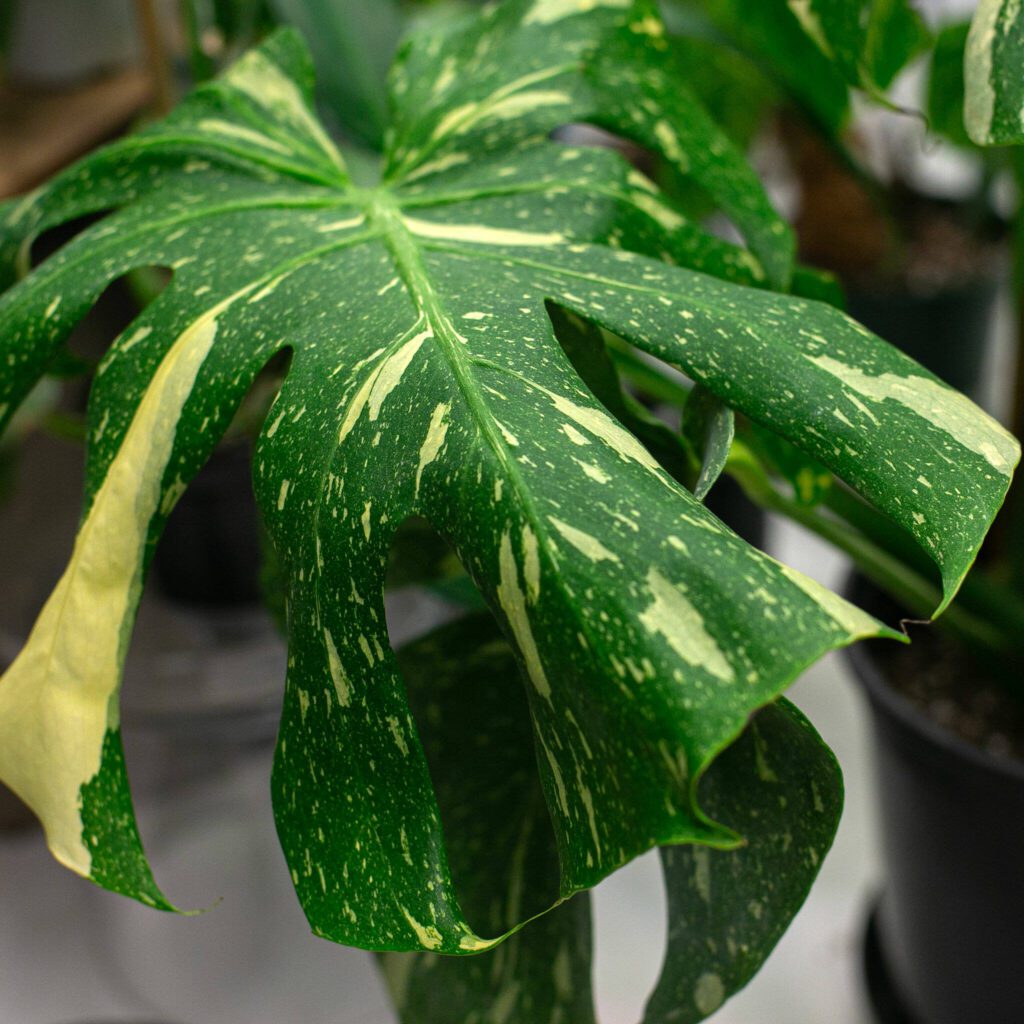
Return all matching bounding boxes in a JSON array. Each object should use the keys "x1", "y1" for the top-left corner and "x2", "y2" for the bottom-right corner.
[
  {"x1": 665, "y1": 34, "x2": 779, "y2": 151},
  {"x1": 643, "y1": 699, "x2": 843, "y2": 1023},
  {"x1": 927, "y1": 21, "x2": 973, "y2": 150},
  {"x1": 268, "y1": 0, "x2": 404, "y2": 148},
  {"x1": 380, "y1": 613, "x2": 596, "y2": 1024},
  {"x1": 863, "y1": 0, "x2": 931, "y2": 91},
  {"x1": 383, "y1": 616, "x2": 841, "y2": 1024},
  {"x1": 789, "y1": 264, "x2": 846, "y2": 308},
  {"x1": 679, "y1": 0, "x2": 927, "y2": 131},
  {"x1": 679, "y1": 0, "x2": 851, "y2": 132},
  {"x1": 772, "y1": 0, "x2": 928, "y2": 93}
]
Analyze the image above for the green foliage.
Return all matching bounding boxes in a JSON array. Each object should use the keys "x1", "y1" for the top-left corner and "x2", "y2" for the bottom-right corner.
[
  {"x1": 861, "y1": 0, "x2": 931, "y2": 92},
  {"x1": 660, "y1": 32, "x2": 779, "y2": 153},
  {"x1": 380, "y1": 615, "x2": 598, "y2": 1023},
  {"x1": 381, "y1": 615, "x2": 843, "y2": 1023},
  {"x1": 671, "y1": 0, "x2": 851, "y2": 132},
  {"x1": 682, "y1": 384, "x2": 734, "y2": 502},
  {"x1": 966, "y1": 0, "x2": 1024, "y2": 146},
  {"x1": 928, "y1": 20, "x2": 973, "y2": 150},
  {"x1": 0, "y1": 2, "x2": 1017, "y2": 1021},
  {"x1": 266, "y1": 0, "x2": 403, "y2": 148},
  {"x1": 668, "y1": 0, "x2": 928, "y2": 134}
]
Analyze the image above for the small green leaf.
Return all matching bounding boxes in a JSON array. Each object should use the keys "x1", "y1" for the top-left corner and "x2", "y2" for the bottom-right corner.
[
  {"x1": 682, "y1": 384, "x2": 734, "y2": 501},
  {"x1": 863, "y1": 0, "x2": 931, "y2": 91},
  {"x1": 380, "y1": 614, "x2": 596, "y2": 1024},
  {"x1": 928, "y1": 22, "x2": 972, "y2": 150},
  {"x1": 643, "y1": 699, "x2": 843, "y2": 1023}
]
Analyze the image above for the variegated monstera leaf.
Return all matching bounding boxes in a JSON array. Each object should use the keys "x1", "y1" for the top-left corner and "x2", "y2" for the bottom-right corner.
[
  {"x1": 966, "y1": 0, "x2": 1024, "y2": 145},
  {"x1": 0, "y1": 0, "x2": 1018, "y2": 1012}
]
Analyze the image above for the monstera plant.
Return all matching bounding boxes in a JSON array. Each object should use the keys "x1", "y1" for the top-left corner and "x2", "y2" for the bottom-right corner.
[{"x1": 0, "y1": 1, "x2": 1018, "y2": 1021}]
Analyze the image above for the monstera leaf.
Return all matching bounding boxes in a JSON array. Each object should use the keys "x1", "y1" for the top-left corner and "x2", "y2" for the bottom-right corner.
[
  {"x1": 380, "y1": 614, "x2": 842, "y2": 1024},
  {"x1": 966, "y1": 0, "x2": 1024, "y2": 145},
  {"x1": 672, "y1": 0, "x2": 928, "y2": 131},
  {"x1": 0, "y1": 0, "x2": 1017, "y2": 1007}
]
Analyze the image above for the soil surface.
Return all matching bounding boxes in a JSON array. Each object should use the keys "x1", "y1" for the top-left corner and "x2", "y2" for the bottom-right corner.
[
  {"x1": 785, "y1": 114, "x2": 1006, "y2": 292},
  {"x1": 800, "y1": 180, "x2": 1004, "y2": 294},
  {"x1": 877, "y1": 624, "x2": 1024, "y2": 763}
]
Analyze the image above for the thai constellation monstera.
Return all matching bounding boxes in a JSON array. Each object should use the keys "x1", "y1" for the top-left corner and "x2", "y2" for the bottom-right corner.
[{"x1": 0, "y1": 1, "x2": 1017, "y2": 1021}]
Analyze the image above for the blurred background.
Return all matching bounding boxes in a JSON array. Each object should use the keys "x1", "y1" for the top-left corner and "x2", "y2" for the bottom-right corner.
[{"x1": 0, "y1": 0, "x2": 1015, "y2": 1021}]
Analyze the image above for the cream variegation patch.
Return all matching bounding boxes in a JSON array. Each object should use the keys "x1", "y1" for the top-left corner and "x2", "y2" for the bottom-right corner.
[
  {"x1": 0, "y1": 287, "x2": 250, "y2": 875},
  {"x1": 638, "y1": 568, "x2": 734, "y2": 682},
  {"x1": 807, "y1": 354, "x2": 1019, "y2": 474},
  {"x1": 523, "y1": 0, "x2": 631, "y2": 26}
]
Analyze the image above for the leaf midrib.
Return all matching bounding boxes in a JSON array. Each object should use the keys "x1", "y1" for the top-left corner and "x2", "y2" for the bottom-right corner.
[
  {"x1": 372, "y1": 198, "x2": 530, "y2": 522},
  {"x1": 371, "y1": 199, "x2": 619, "y2": 748}
]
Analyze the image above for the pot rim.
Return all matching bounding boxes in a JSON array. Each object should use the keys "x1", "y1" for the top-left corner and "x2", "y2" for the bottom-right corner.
[{"x1": 842, "y1": 574, "x2": 1024, "y2": 785}]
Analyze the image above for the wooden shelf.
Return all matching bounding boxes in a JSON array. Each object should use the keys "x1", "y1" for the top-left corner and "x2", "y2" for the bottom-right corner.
[{"x1": 0, "y1": 68, "x2": 153, "y2": 199}]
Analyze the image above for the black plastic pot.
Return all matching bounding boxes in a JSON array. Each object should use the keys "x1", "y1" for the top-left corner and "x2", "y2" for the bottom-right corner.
[
  {"x1": 844, "y1": 577, "x2": 1024, "y2": 1024},
  {"x1": 846, "y1": 276, "x2": 999, "y2": 400}
]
